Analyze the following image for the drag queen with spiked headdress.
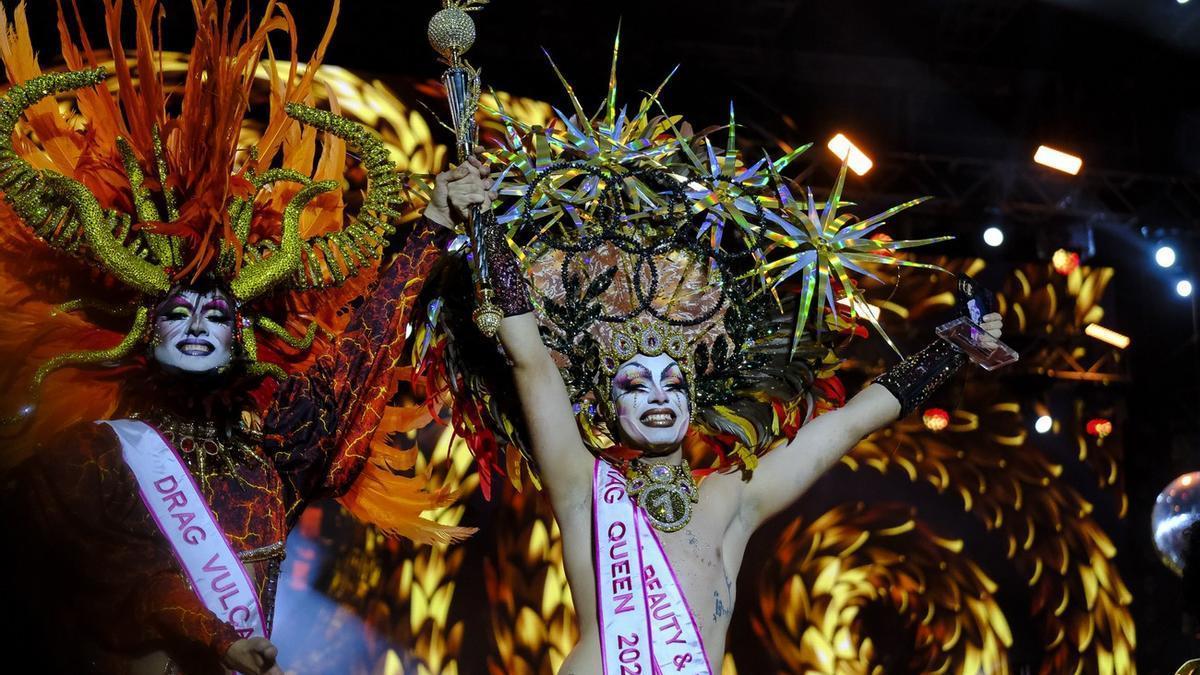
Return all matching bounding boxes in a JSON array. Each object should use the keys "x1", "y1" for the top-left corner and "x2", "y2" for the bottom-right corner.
[
  {"x1": 415, "y1": 40, "x2": 1005, "y2": 673},
  {"x1": 0, "y1": 2, "x2": 486, "y2": 673}
]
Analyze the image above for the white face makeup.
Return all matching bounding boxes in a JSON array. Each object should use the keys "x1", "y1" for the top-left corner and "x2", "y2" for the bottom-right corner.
[
  {"x1": 152, "y1": 289, "x2": 235, "y2": 374},
  {"x1": 610, "y1": 352, "x2": 691, "y2": 454}
]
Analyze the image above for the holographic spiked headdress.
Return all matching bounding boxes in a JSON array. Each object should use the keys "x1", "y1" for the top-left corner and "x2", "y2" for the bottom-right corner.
[{"x1": 414, "y1": 35, "x2": 949, "y2": 496}]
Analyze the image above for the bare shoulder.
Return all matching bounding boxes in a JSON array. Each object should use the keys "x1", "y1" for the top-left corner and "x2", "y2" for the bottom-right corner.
[{"x1": 698, "y1": 470, "x2": 748, "y2": 526}]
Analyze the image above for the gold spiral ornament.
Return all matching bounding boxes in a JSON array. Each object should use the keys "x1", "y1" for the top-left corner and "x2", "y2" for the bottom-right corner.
[
  {"x1": 755, "y1": 503, "x2": 1011, "y2": 673},
  {"x1": 839, "y1": 396, "x2": 1134, "y2": 672},
  {"x1": 323, "y1": 425, "x2": 480, "y2": 674}
]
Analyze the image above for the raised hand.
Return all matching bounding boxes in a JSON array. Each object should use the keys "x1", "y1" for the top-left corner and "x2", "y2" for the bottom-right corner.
[
  {"x1": 979, "y1": 311, "x2": 1003, "y2": 348},
  {"x1": 222, "y1": 637, "x2": 283, "y2": 675},
  {"x1": 425, "y1": 146, "x2": 498, "y2": 229}
]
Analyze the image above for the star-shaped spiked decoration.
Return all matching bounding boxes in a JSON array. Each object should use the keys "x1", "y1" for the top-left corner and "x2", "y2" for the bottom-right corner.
[{"x1": 756, "y1": 162, "x2": 951, "y2": 355}]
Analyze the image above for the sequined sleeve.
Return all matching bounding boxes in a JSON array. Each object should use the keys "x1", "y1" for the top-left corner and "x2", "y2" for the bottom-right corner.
[
  {"x1": 4, "y1": 422, "x2": 241, "y2": 667},
  {"x1": 265, "y1": 219, "x2": 448, "y2": 520}
]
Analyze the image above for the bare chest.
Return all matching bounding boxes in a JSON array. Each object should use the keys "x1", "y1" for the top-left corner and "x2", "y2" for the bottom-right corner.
[
  {"x1": 654, "y1": 515, "x2": 739, "y2": 635},
  {"x1": 558, "y1": 479, "x2": 743, "y2": 653}
]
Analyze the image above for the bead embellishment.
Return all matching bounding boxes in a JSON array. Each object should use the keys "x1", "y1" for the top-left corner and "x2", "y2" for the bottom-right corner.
[{"x1": 624, "y1": 458, "x2": 700, "y2": 532}]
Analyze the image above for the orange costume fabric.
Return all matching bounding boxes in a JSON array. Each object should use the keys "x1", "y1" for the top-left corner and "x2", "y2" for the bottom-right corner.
[{"x1": 3, "y1": 221, "x2": 447, "y2": 673}]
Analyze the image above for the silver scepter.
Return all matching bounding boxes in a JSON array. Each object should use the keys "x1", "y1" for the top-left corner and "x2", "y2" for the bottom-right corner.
[{"x1": 428, "y1": 0, "x2": 502, "y2": 337}]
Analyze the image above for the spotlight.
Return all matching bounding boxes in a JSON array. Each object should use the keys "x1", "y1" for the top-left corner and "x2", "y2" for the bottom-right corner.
[
  {"x1": 1034, "y1": 145, "x2": 1083, "y2": 175},
  {"x1": 1180, "y1": 0, "x2": 1191, "y2": 5},
  {"x1": 1178, "y1": 280, "x2": 1194, "y2": 298},
  {"x1": 1156, "y1": 245, "x2": 1177, "y2": 268},
  {"x1": 1052, "y1": 248, "x2": 1080, "y2": 275},
  {"x1": 983, "y1": 227, "x2": 1005, "y2": 247},
  {"x1": 827, "y1": 133, "x2": 873, "y2": 176},
  {"x1": 1085, "y1": 323, "x2": 1131, "y2": 349},
  {"x1": 923, "y1": 408, "x2": 950, "y2": 432},
  {"x1": 1035, "y1": 415, "x2": 1054, "y2": 434}
]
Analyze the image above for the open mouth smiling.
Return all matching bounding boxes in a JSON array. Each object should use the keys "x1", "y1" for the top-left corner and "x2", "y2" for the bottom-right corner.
[
  {"x1": 640, "y1": 408, "x2": 677, "y2": 427},
  {"x1": 176, "y1": 338, "x2": 215, "y2": 357}
]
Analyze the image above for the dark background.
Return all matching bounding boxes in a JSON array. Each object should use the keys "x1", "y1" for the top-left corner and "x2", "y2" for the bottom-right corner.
[{"x1": 17, "y1": 0, "x2": 1200, "y2": 669}]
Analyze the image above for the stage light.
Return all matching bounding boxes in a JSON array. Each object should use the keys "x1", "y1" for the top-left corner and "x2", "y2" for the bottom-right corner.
[
  {"x1": 983, "y1": 227, "x2": 1004, "y2": 247},
  {"x1": 923, "y1": 408, "x2": 950, "y2": 432},
  {"x1": 1052, "y1": 248, "x2": 1080, "y2": 275},
  {"x1": 1086, "y1": 418, "x2": 1113, "y2": 440},
  {"x1": 1178, "y1": 280, "x2": 1194, "y2": 298},
  {"x1": 1156, "y1": 245, "x2": 1177, "y2": 268},
  {"x1": 1179, "y1": 0, "x2": 1191, "y2": 5},
  {"x1": 827, "y1": 133, "x2": 873, "y2": 176},
  {"x1": 1034, "y1": 145, "x2": 1083, "y2": 175},
  {"x1": 1035, "y1": 415, "x2": 1054, "y2": 434},
  {"x1": 1085, "y1": 323, "x2": 1131, "y2": 349}
]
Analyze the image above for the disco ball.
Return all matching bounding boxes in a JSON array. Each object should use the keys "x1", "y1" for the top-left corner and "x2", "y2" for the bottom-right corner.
[{"x1": 1152, "y1": 472, "x2": 1200, "y2": 577}]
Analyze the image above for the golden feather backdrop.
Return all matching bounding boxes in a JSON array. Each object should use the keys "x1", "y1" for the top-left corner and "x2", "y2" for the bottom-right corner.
[{"x1": 71, "y1": 54, "x2": 1131, "y2": 672}]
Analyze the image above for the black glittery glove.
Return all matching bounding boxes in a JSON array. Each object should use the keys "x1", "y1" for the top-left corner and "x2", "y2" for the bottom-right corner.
[
  {"x1": 483, "y1": 219, "x2": 532, "y2": 317},
  {"x1": 873, "y1": 339, "x2": 967, "y2": 418}
]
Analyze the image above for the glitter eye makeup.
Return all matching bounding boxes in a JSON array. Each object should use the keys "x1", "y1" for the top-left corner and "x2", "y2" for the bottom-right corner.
[
  {"x1": 159, "y1": 295, "x2": 194, "y2": 320},
  {"x1": 611, "y1": 353, "x2": 690, "y2": 454},
  {"x1": 614, "y1": 364, "x2": 652, "y2": 395},
  {"x1": 151, "y1": 289, "x2": 236, "y2": 374}
]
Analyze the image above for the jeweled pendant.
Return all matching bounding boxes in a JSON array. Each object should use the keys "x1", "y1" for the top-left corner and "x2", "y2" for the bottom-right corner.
[
  {"x1": 626, "y1": 459, "x2": 700, "y2": 532},
  {"x1": 640, "y1": 482, "x2": 693, "y2": 532}
]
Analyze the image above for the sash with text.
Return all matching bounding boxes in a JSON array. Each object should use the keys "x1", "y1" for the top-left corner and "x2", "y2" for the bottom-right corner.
[
  {"x1": 593, "y1": 460, "x2": 711, "y2": 675},
  {"x1": 101, "y1": 419, "x2": 266, "y2": 639}
]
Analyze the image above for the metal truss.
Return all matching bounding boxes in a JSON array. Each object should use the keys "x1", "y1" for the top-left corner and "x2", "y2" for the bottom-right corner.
[
  {"x1": 803, "y1": 152, "x2": 1200, "y2": 234},
  {"x1": 1017, "y1": 340, "x2": 1128, "y2": 384}
]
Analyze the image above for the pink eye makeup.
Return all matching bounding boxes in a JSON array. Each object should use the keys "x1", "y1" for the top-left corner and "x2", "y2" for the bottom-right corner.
[
  {"x1": 613, "y1": 364, "x2": 654, "y2": 394},
  {"x1": 201, "y1": 298, "x2": 231, "y2": 314}
]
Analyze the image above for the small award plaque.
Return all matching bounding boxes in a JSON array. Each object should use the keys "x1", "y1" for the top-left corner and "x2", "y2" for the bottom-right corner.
[{"x1": 935, "y1": 276, "x2": 1019, "y2": 371}]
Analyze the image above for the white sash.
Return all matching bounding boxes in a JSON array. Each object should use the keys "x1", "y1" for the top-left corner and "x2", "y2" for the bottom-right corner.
[
  {"x1": 100, "y1": 419, "x2": 267, "y2": 639},
  {"x1": 593, "y1": 460, "x2": 711, "y2": 675}
]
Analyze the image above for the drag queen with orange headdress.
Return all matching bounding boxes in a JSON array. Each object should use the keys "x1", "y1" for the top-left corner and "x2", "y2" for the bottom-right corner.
[
  {"x1": 0, "y1": 2, "x2": 487, "y2": 673},
  {"x1": 415, "y1": 42, "x2": 1006, "y2": 673}
]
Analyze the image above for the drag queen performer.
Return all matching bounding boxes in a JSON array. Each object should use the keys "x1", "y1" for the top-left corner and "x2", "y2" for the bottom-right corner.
[
  {"x1": 0, "y1": 2, "x2": 481, "y2": 673},
  {"x1": 415, "y1": 47, "x2": 1004, "y2": 673}
]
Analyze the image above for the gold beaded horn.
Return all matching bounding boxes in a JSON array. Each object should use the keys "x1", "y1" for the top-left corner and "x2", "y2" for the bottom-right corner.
[
  {"x1": 0, "y1": 69, "x2": 172, "y2": 422},
  {"x1": 428, "y1": 0, "x2": 503, "y2": 337},
  {"x1": 0, "y1": 69, "x2": 172, "y2": 295},
  {"x1": 0, "y1": 72, "x2": 418, "y2": 404},
  {"x1": 224, "y1": 102, "x2": 420, "y2": 375},
  {"x1": 229, "y1": 103, "x2": 416, "y2": 296}
]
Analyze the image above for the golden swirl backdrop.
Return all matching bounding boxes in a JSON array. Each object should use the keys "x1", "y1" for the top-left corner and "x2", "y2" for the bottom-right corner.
[{"x1": 110, "y1": 59, "x2": 1126, "y2": 674}]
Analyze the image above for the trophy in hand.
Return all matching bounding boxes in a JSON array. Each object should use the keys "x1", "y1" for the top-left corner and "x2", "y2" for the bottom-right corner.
[
  {"x1": 427, "y1": 0, "x2": 502, "y2": 337},
  {"x1": 936, "y1": 275, "x2": 1019, "y2": 371}
]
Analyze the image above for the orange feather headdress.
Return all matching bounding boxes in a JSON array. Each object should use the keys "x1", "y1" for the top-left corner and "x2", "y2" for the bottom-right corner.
[
  {"x1": 0, "y1": 1, "x2": 464, "y2": 545},
  {"x1": 0, "y1": 0, "x2": 420, "y2": 436}
]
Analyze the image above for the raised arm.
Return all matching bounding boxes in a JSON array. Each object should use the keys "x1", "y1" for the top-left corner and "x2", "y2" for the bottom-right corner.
[
  {"x1": 263, "y1": 153, "x2": 499, "y2": 509},
  {"x1": 737, "y1": 314, "x2": 1002, "y2": 528},
  {"x1": 497, "y1": 312, "x2": 593, "y2": 509},
  {"x1": 486, "y1": 215, "x2": 594, "y2": 510},
  {"x1": 265, "y1": 215, "x2": 450, "y2": 513}
]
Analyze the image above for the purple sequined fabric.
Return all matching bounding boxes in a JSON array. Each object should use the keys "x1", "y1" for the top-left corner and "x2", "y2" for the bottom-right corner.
[{"x1": 485, "y1": 221, "x2": 532, "y2": 316}]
